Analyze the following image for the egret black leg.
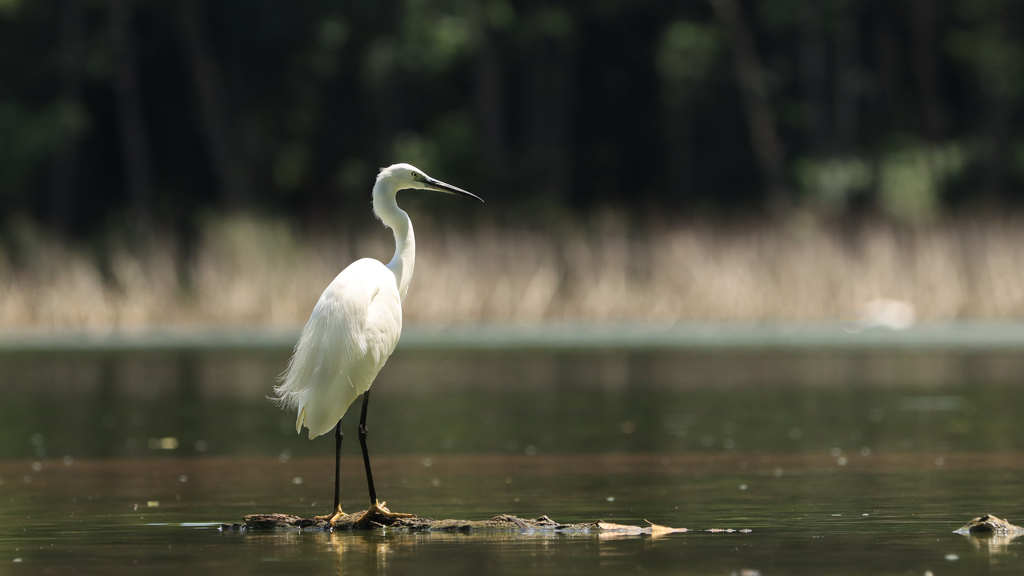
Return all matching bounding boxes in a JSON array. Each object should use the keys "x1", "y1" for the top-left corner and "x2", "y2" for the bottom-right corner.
[
  {"x1": 332, "y1": 420, "x2": 344, "y2": 514},
  {"x1": 358, "y1": 391, "x2": 377, "y2": 504},
  {"x1": 352, "y1": 390, "x2": 414, "y2": 525}
]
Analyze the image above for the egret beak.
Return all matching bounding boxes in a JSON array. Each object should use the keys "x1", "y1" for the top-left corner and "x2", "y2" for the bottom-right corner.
[{"x1": 424, "y1": 177, "x2": 484, "y2": 202}]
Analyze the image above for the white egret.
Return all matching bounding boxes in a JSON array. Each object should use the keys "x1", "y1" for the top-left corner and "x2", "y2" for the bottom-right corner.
[{"x1": 273, "y1": 163, "x2": 482, "y2": 524}]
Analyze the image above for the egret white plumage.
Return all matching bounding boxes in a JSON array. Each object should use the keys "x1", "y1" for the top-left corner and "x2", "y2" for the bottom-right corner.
[{"x1": 273, "y1": 163, "x2": 482, "y2": 524}]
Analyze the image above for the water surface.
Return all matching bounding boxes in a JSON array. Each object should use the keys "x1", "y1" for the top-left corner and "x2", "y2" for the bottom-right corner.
[{"x1": 2, "y1": 347, "x2": 1023, "y2": 574}]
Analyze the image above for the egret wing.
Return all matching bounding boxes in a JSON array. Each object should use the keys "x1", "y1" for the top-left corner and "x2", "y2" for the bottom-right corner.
[{"x1": 274, "y1": 259, "x2": 402, "y2": 439}]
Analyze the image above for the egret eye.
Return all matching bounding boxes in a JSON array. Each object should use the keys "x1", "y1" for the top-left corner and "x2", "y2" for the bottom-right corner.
[{"x1": 412, "y1": 172, "x2": 422, "y2": 180}]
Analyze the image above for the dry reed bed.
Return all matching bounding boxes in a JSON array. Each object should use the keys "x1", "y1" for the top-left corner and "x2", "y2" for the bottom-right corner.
[{"x1": 2, "y1": 215, "x2": 1024, "y2": 329}]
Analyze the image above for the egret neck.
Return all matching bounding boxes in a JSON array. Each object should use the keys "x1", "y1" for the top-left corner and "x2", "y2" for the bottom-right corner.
[{"x1": 372, "y1": 178, "x2": 415, "y2": 302}]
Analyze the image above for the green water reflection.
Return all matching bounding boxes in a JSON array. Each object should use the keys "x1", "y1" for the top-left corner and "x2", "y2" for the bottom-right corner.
[
  {"x1": 2, "y1": 348, "x2": 1024, "y2": 574},
  {"x1": 3, "y1": 349, "x2": 1024, "y2": 460}
]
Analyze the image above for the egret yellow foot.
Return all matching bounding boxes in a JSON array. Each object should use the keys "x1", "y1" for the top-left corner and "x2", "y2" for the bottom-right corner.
[
  {"x1": 314, "y1": 504, "x2": 346, "y2": 525},
  {"x1": 356, "y1": 501, "x2": 414, "y2": 526}
]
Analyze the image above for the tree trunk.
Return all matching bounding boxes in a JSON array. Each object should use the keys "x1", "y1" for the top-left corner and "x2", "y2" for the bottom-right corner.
[
  {"x1": 799, "y1": 3, "x2": 828, "y2": 151},
  {"x1": 472, "y1": 0, "x2": 509, "y2": 202},
  {"x1": 108, "y1": 0, "x2": 153, "y2": 232},
  {"x1": 49, "y1": 0, "x2": 86, "y2": 236},
  {"x1": 368, "y1": 0, "x2": 403, "y2": 169},
  {"x1": 907, "y1": 0, "x2": 946, "y2": 140},
  {"x1": 520, "y1": 0, "x2": 579, "y2": 203},
  {"x1": 872, "y1": 15, "x2": 905, "y2": 122},
  {"x1": 664, "y1": 92, "x2": 694, "y2": 207},
  {"x1": 977, "y1": 10, "x2": 1015, "y2": 204},
  {"x1": 833, "y1": 0, "x2": 862, "y2": 151},
  {"x1": 179, "y1": 0, "x2": 250, "y2": 210},
  {"x1": 708, "y1": 0, "x2": 790, "y2": 217}
]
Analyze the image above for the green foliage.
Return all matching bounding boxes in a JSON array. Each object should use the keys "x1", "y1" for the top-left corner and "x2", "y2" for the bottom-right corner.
[
  {"x1": 0, "y1": 99, "x2": 88, "y2": 201},
  {"x1": 657, "y1": 20, "x2": 721, "y2": 91},
  {"x1": 0, "y1": 0, "x2": 1022, "y2": 236},
  {"x1": 392, "y1": 131, "x2": 441, "y2": 173},
  {"x1": 401, "y1": 0, "x2": 473, "y2": 72},
  {"x1": 795, "y1": 155, "x2": 871, "y2": 214},
  {"x1": 273, "y1": 142, "x2": 312, "y2": 192},
  {"x1": 878, "y1": 142, "x2": 968, "y2": 223},
  {"x1": 0, "y1": 0, "x2": 20, "y2": 17},
  {"x1": 948, "y1": 26, "x2": 1024, "y2": 97}
]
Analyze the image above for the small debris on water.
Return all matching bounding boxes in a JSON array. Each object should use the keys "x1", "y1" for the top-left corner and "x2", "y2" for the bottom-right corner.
[
  {"x1": 421, "y1": 458, "x2": 432, "y2": 467},
  {"x1": 945, "y1": 554, "x2": 959, "y2": 561},
  {"x1": 147, "y1": 501, "x2": 160, "y2": 508},
  {"x1": 292, "y1": 477, "x2": 302, "y2": 485},
  {"x1": 148, "y1": 437, "x2": 178, "y2": 450},
  {"x1": 647, "y1": 521, "x2": 687, "y2": 536},
  {"x1": 597, "y1": 521, "x2": 643, "y2": 535},
  {"x1": 606, "y1": 497, "x2": 615, "y2": 502}
]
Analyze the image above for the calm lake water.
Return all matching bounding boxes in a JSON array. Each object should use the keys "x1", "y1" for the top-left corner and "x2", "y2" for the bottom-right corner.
[{"x1": 2, "y1": 346, "x2": 1024, "y2": 574}]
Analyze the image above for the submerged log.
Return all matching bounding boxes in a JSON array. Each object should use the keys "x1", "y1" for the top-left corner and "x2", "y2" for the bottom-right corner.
[{"x1": 224, "y1": 511, "x2": 751, "y2": 535}]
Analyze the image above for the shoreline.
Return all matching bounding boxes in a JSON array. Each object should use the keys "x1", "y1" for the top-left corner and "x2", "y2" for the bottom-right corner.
[{"x1": 4, "y1": 320, "x2": 1024, "y2": 352}]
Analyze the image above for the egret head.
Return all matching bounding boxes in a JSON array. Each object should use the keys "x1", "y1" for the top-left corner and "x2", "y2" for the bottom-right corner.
[{"x1": 375, "y1": 163, "x2": 482, "y2": 202}]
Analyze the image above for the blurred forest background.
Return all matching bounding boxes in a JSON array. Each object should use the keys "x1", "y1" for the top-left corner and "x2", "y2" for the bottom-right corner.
[{"x1": 2, "y1": 0, "x2": 1024, "y2": 328}]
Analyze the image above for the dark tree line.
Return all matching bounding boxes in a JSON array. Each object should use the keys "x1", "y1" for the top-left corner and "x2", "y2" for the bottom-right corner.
[{"x1": 1, "y1": 0, "x2": 1022, "y2": 241}]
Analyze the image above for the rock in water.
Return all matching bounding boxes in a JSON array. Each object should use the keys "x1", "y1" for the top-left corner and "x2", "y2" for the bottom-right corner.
[{"x1": 954, "y1": 514, "x2": 1024, "y2": 536}]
